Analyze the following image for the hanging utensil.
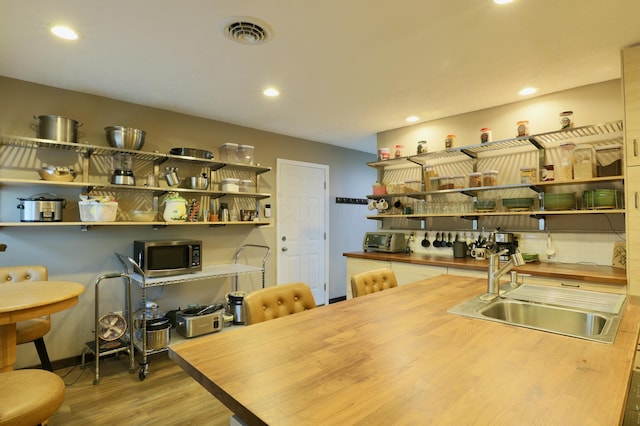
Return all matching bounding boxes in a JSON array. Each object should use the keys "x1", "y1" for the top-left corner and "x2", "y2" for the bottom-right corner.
[
  {"x1": 446, "y1": 232, "x2": 453, "y2": 247},
  {"x1": 546, "y1": 230, "x2": 556, "y2": 259},
  {"x1": 433, "y1": 232, "x2": 441, "y2": 247},
  {"x1": 421, "y1": 232, "x2": 430, "y2": 247}
]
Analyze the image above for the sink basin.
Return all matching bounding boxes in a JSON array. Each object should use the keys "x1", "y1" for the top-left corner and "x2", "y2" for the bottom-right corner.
[{"x1": 448, "y1": 288, "x2": 624, "y2": 344}]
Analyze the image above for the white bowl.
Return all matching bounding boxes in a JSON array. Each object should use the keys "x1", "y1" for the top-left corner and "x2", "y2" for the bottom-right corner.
[{"x1": 131, "y1": 210, "x2": 156, "y2": 222}]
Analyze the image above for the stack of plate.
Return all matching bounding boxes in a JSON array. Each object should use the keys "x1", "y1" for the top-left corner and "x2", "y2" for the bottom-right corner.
[
  {"x1": 582, "y1": 189, "x2": 623, "y2": 209},
  {"x1": 543, "y1": 192, "x2": 576, "y2": 211},
  {"x1": 502, "y1": 197, "x2": 535, "y2": 211}
]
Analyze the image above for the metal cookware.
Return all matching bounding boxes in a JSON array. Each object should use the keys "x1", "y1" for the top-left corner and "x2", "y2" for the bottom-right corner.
[
  {"x1": 169, "y1": 147, "x2": 214, "y2": 159},
  {"x1": 143, "y1": 317, "x2": 171, "y2": 350},
  {"x1": 186, "y1": 174, "x2": 209, "y2": 189},
  {"x1": 104, "y1": 126, "x2": 146, "y2": 150},
  {"x1": 175, "y1": 304, "x2": 224, "y2": 338},
  {"x1": 226, "y1": 291, "x2": 246, "y2": 325},
  {"x1": 32, "y1": 115, "x2": 82, "y2": 143},
  {"x1": 17, "y1": 193, "x2": 66, "y2": 222}
]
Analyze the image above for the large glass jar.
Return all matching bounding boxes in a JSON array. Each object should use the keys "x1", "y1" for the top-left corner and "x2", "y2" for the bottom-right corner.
[
  {"x1": 557, "y1": 142, "x2": 575, "y2": 181},
  {"x1": 573, "y1": 145, "x2": 595, "y2": 179}
]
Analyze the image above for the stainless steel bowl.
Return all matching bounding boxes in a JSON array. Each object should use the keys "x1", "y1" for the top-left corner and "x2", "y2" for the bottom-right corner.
[
  {"x1": 187, "y1": 175, "x2": 209, "y2": 189},
  {"x1": 104, "y1": 126, "x2": 146, "y2": 150}
]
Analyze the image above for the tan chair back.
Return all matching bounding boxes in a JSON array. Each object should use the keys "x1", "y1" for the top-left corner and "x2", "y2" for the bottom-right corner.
[
  {"x1": 350, "y1": 268, "x2": 398, "y2": 297},
  {"x1": 0, "y1": 266, "x2": 51, "y2": 344},
  {"x1": 244, "y1": 283, "x2": 316, "y2": 325}
]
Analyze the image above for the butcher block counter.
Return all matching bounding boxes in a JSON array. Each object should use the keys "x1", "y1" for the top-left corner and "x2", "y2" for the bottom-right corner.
[
  {"x1": 170, "y1": 275, "x2": 640, "y2": 425},
  {"x1": 344, "y1": 251, "x2": 627, "y2": 286}
]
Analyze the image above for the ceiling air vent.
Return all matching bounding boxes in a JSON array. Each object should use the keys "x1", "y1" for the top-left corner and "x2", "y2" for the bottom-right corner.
[{"x1": 222, "y1": 17, "x2": 273, "y2": 45}]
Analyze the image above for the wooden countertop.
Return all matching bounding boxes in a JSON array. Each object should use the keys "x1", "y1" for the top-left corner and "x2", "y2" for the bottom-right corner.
[
  {"x1": 170, "y1": 275, "x2": 640, "y2": 425},
  {"x1": 344, "y1": 251, "x2": 627, "y2": 285}
]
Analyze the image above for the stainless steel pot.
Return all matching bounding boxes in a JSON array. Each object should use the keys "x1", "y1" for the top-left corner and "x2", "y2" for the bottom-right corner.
[
  {"x1": 144, "y1": 318, "x2": 171, "y2": 350},
  {"x1": 186, "y1": 175, "x2": 209, "y2": 189},
  {"x1": 32, "y1": 115, "x2": 82, "y2": 143},
  {"x1": 17, "y1": 193, "x2": 66, "y2": 222}
]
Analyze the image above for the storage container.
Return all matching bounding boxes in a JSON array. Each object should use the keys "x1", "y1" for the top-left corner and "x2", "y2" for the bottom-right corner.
[
  {"x1": 423, "y1": 165, "x2": 434, "y2": 190},
  {"x1": 542, "y1": 165, "x2": 555, "y2": 181},
  {"x1": 239, "y1": 179, "x2": 253, "y2": 193},
  {"x1": 221, "y1": 178, "x2": 240, "y2": 192},
  {"x1": 468, "y1": 172, "x2": 482, "y2": 188},
  {"x1": 405, "y1": 180, "x2": 422, "y2": 192},
  {"x1": 595, "y1": 144, "x2": 623, "y2": 177},
  {"x1": 445, "y1": 134, "x2": 455, "y2": 149},
  {"x1": 238, "y1": 144, "x2": 255, "y2": 164},
  {"x1": 573, "y1": 145, "x2": 595, "y2": 179},
  {"x1": 79, "y1": 201, "x2": 118, "y2": 222},
  {"x1": 557, "y1": 142, "x2": 575, "y2": 181},
  {"x1": 482, "y1": 170, "x2": 498, "y2": 186},
  {"x1": 560, "y1": 111, "x2": 574, "y2": 129},
  {"x1": 377, "y1": 148, "x2": 390, "y2": 160},
  {"x1": 438, "y1": 176, "x2": 453, "y2": 190},
  {"x1": 452, "y1": 175, "x2": 465, "y2": 189},
  {"x1": 220, "y1": 143, "x2": 239, "y2": 163},
  {"x1": 372, "y1": 183, "x2": 387, "y2": 195},
  {"x1": 480, "y1": 128, "x2": 492, "y2": 143},
  {"x1": 519, "y1": 167, "x2": 537, "y2": 184},
  {"x1": 516, "y1": 120, "x2": 529, "y2": 137},
  {"x1": 394, "y1": 144, "x2": 404, "y2": 158}
]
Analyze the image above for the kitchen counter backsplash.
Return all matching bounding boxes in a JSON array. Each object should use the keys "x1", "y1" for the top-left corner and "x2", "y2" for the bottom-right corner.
[{"x1": 392, "y1": 229, "x2": 625, "y2": 267}]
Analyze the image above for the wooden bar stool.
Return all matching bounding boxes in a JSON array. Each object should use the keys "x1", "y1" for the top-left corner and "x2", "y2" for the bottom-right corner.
[{"x1": 0, "y1": 369, "x2": 65, "y2": 425}]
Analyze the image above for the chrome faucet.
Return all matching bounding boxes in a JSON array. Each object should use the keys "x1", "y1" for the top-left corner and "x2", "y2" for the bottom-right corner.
[{"x1": 480, "y1": 249, "x2": 525, "y2": 301}]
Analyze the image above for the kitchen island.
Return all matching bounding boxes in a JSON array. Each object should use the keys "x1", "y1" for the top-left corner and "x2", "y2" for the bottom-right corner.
[{"x1": 169, "y1": 275, "x2": 640, "y2": 425}]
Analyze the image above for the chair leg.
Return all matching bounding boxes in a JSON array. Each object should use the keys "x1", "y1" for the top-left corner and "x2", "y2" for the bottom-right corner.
[{"x1": 34, "y1": 337, "x2": 53, "y2": 371}]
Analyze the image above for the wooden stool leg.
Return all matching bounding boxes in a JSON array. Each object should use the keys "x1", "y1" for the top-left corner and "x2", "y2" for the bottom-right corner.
[{"x1": 34, "y1": 337, "x2": 53, "y2": 371}]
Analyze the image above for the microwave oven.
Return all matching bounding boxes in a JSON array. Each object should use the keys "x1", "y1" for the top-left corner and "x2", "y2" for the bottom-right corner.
[
  {"x1": 362, "y1": 232, "x2": 406, "y2": 253},
  {"x1": 133, "y1": 240, "x2": 202, "y2": 277}
]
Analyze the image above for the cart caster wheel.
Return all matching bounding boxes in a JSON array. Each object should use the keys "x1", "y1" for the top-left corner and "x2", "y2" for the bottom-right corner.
[{"x1": 139, "y1": 363, "x2": 148, "y2": 381}]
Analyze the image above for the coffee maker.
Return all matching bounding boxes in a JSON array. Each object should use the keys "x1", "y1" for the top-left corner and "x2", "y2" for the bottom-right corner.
[{"x1": 493, "y1": 232, "x2": 518, "y2": 260}]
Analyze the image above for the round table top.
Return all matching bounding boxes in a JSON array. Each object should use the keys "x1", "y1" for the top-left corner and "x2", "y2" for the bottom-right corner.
[{"x1": 0, "y1": 281, "x2": 85, "y2": 322}]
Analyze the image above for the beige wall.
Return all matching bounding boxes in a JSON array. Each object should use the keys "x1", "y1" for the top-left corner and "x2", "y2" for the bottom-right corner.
[{"x1": 0, "y1": 76, "x2": 376, "y2": 368}]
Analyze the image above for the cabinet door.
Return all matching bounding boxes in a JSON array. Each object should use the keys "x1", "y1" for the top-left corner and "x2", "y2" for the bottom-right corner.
[
  {"x1": 391, "y1": 262, "x2": 446, "y2": 285},
  {"x1": 623, "y1": 45, "x2": 640, "y2": 167},
  {"x1": 345, "y1": 258, "x2": 391, "y2": 299},
  {"x1": 626, "y1": 166, "x2": 640, "y2": 295}
]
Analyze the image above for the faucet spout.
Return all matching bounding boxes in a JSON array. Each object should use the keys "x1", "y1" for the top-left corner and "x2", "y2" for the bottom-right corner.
[{"x1": 480, "y1": 250, "x2": 525, "y2": 301}]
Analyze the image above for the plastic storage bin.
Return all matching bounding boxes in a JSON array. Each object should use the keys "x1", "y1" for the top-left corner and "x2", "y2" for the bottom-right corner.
[
  {"x1": 221, "y1": 178, "x2": 240, "y2": 192},
  {"x1": 238, "y1": 145, "x2": 254, "y2": 164},
  {"x1": 482, "y1": 170, "x2": 499, "y2": 186},
  {"x1": 239, "y1": 179, "x2": 253, "y2": 193},
  {"x1": 79, "y1": 201, "x2": 118, "y2": 222},
  {"x1": 220, "y1": 143, "x2": 239, "y2": 163}
]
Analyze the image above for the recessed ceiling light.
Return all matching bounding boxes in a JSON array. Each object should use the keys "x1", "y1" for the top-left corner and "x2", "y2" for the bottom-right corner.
[
  {"x1": 494, "y1": 0, "x2": 514, "y2": 4},
  {"x1": 50, "y1": 25, "x2": 79, "y2": 40},
  {"x1": 263, "y1": 88, "x2": 279, "y2": 97},
  {"x1": 406, "y1": 116, "x2": 419, "y2": 123},
  {"x1": 519, "y1": 87, "x2": 537, "y2": 96}
]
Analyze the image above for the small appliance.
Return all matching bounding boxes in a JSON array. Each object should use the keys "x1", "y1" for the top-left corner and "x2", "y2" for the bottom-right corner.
[
  {"x1": 111, "y1": 152, "x2": 136, "y2": 185},
  {"x1": 133, "y1": 239, "x2": 202, "y2": 277},
  {"x1": 175, "y1": 305, "x2": 224, "y2": 338},
  {"x1": 493, "y1": 232, "x2": 518, "y2": 261},
  {"x1": 362, "y1": 232, "x2": 406, "y2": 253}
]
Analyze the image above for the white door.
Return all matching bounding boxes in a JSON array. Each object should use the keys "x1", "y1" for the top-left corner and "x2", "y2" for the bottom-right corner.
[{"x1": 277, "y1": 159, "x2": 329, "y2": 305}]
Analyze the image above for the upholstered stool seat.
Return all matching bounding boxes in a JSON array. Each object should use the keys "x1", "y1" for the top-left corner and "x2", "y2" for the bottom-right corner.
[
  {"x1": 0, "y1": 369, "x2": 65, "y2": 426},
  {"x1": 244, "y1": 283, "x2": 316, "y2": 325},
  {"x1": 350, "y1": 268, "x2": 399, "y2": 297}
]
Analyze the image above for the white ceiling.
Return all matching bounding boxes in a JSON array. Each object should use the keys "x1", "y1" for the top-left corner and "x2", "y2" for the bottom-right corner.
[{"x1": 1, "y1": 1, "x2": 639, "y2": 154}]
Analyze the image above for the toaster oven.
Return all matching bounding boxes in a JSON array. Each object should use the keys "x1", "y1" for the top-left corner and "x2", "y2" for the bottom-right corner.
[{"x1": 362, "y1": 232, "x2": 406, "y2": 253}]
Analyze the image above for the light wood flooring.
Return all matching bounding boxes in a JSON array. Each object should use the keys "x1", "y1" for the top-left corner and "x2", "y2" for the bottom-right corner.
[{"x1": 50, "y1": 353, "x2": 232, "y2": 425}]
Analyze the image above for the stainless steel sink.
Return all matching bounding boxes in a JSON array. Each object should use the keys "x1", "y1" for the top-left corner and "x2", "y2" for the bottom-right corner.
[{"x1": 448, "y1": 286, "x2": 624, "y2": 344}]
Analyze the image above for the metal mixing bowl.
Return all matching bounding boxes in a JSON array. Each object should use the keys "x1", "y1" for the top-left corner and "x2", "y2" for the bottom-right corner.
[{"x1": 104, "y1": 126, "x2": 146, "y2": 150}]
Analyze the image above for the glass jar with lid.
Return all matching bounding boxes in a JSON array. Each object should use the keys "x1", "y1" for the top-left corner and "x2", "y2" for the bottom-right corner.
[
  {"x1": 468, "y1": 172, "x2": 482, "y2": 188},
  {"x1": 557, "y1": 142, "x2": 575, "y2": 181},
  {"x1": 519, "y1": 166, "x2": 537, "y2": 184},
  {"x1": 573, "y1": 145, "x2": 595, "y2": 179},
  {"x1": 482, "y1": 170, "x2": 499, "y2": 186}
]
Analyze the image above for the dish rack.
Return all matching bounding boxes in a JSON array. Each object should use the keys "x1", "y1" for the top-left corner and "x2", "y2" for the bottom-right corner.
[{"x1": 114, "y1": 244, "x2": 270, "y2": 381}]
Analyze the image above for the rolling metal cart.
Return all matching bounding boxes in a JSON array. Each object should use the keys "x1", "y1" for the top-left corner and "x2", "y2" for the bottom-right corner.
[
  {"x1": 81, "y1": 269, "x2": 135, "y2": 385},
  {"x1": 116, "y1": 245, "x2": 270, "y2": 381}
]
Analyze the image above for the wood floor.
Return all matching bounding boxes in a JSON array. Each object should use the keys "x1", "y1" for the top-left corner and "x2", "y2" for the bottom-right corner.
[{"x1": 50, "y1": 353, "x2": 232, "y2": 425}]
